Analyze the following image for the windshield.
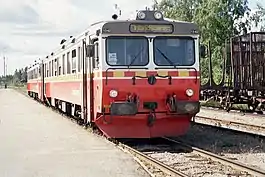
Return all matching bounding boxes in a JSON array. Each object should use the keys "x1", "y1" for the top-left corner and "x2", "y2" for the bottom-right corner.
[
  {"x1": 106, "y1": 36, "x2": 149, "y2": 66},
  {"x1": 154, "y1": 36, "x2": 195, "y2": 66}
]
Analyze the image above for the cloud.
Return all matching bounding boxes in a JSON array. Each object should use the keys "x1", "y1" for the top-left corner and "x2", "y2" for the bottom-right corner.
[
  {"x1": 0, "y1": 1, "x2": 39, "y2": 25},
  {"x1": 11, "y1": 25, "x2": 79, "y2": 37},
  {"x1": 5, "y1": 0, "x2": 264, "y2": 76},
  {"x1": 0, "y1": 40, "x2": 11, "y2": 52},
  {"x1": 0, "y1": 0, "x2": 157, "y2": 75}
]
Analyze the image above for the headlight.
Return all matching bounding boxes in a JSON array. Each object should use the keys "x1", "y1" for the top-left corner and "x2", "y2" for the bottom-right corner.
[
  {"x1": 184, "y1": 103, "x2": 196, "y2": 112},
  {"x1": 186, "y1": 88, "x2": 194, "y2": 97},
  {"x1": 109, "y1": 90, "x2": 118, "y2": 98},
  {"x1": 154, "y1": 11, "x2": 163, "y2": 20},
  {"x1": 137, "y1": 11, "x2": 146, "y2": 19}
]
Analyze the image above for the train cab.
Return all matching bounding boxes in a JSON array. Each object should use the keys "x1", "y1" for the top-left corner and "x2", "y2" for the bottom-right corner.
[{"x1": 85, "y1": 10, "x2": 203, "y2": 138}]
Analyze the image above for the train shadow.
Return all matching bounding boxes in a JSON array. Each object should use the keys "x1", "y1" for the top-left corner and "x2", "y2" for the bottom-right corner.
[
  {"x1": 178, "y1": 123, "x2": 265, "y2": 154},
  {"x1": 120, "y1": 138, "x2": 193, "y2": 154}
]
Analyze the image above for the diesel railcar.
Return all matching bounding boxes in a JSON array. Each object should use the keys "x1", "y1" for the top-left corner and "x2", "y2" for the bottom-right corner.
[{"x1": 27, "y1": 9, "x2": 205, "y2": 138}]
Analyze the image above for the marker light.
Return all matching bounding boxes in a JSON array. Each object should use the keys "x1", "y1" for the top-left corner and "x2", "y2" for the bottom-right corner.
[
  {"x1": 109, "y1": 90, "x2": 118, "y2": 98},
  {"x1": 186, "y1": 88, "x2": 194, "y2": 97},
  {"x1": 137, "y1": 11, "x2": 146, "y2": 19},
  {"x1": 154, "y1": 11, "x2": 163, "y2": 20}
]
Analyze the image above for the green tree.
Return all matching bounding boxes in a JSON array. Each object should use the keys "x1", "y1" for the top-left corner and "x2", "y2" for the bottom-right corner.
[
  {"x1": 21, "y1": 67, "x2": 28, "y2": 83},
  {"x1": 155, "y1": 0, "x2": 199, "y2": 22},
  {"x1": 1, "y1": 66, "x2": 28, "y2": 87},
  {"x1": 13, "y1": 69, "x2": 23, "y2": 83},
  {"x1": 156, "y1": 0, "x2": 265, "y2": 84}
]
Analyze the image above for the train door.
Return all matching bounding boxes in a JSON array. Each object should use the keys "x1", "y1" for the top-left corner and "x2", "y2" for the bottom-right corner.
[
  {"x1": 43, "y1": 63, "x2": 48, "y2": 101},
  {"x1": 81, "y1": 37, "x2": 98, "y2": 126},
  {"x1": 81, "y1": 39, "x2": 88, "y2": 124},
  {"x1": 90, "y1": 38, "x2": 99, "y2": 121},
  {"x1": 37, "y1": 63, "x2": 44, "y2": 101},
  {"x1": 40, "y1": 61, "x2": 45, "y2": 102}
]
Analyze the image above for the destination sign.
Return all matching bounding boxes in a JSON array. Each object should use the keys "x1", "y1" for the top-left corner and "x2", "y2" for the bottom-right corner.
[{"x1": 130, "y1": 24, "x2": 173, "y2": 33}]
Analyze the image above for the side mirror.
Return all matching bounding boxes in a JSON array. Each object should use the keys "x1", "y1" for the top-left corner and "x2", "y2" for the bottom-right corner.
[
  {"x1": 86, "y1": 45, "x2": 95, "y2": 57},
  {"x1": 200, "y1": 45, "x2": 207, "y2": 58}
]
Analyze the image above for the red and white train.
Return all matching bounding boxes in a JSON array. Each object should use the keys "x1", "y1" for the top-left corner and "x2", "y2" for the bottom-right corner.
[{"x1": 27, "y1": 9, "x2": 204, "y2": 138}]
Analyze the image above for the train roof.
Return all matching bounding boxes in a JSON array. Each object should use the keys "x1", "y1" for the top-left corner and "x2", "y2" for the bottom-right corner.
[
  {"x1": 27, "y1": 10, "x2": 199, "y2": 68},
  {"x1": 27, "y1": 60, "x2": 41, "y2": 72}
]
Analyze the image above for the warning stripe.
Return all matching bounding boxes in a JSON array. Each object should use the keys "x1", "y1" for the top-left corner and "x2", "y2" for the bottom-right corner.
[
  {"x1": 101, "y1": 70, "x2": 199, "y2": 78},
  {"x1": 28, "y1": 70, "x2": 199, "y2": 83}
]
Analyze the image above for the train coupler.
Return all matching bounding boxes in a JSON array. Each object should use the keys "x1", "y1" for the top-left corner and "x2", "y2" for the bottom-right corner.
[{"x1": 147, "y1": 111, "x2": 156, "y2": 127}]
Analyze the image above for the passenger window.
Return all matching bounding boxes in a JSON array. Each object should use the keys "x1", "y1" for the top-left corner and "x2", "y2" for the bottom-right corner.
[
  {"x1": 58, "y1": 57, "x2": 61, "y2": 76},
  {"x1": 51, "y1": 60, "x2": 54, "y2": 76},
  {"x1": 62, "y1": 54, "x2": 65, "y2": 75},
  {"x1": 46, "y1": 63, "x2": 49, "y2": 77},
  {"x1": 54, "y1": 58, "x2": 57, "y2": 76},
  {"x1": 72, "y1": 49, "x2": 77, "y2": 73},
  {"x1": 78, "y1": 47, "x2": 81, "y2": 72},
  {"x1": 49, "y1": 61, "x2": 51, "y2": 77},
  {"x1": 81, "y1": 47, "x2": 84, "y2": 71},
  {"x1": 67, "y1": 52, "x2": 71, "y2": 74},
  {"x1": 44, "y1": 64, "x2": 46, "y2": 78}
]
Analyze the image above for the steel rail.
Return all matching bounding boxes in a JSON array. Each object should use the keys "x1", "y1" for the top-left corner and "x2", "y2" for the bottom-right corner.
[
  {"x1": 200, "y1": 106, "x2": 265, "y2": 116},
  {"x1": 196, "y1": 115, "x2": 265, "y2": 129},
  {"x1": 163, "y1": 137, "x2": 265, "y2": 177},
  {"x1": 118, "y1": 142, "x2": 189, "y2": 177},
  {"x1": 195, "y1": 115, "x2": 265, "y2": 136}
]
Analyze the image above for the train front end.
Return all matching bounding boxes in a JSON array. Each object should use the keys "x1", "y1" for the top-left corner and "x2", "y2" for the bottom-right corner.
[{"x1": 94, "y1": 10, "x2": 203, "y2": 138}]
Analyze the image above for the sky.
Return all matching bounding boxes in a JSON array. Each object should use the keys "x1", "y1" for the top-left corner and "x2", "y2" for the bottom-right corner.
[{"x1": 0, "y1": 0, "x2": 264, "y2": 75}]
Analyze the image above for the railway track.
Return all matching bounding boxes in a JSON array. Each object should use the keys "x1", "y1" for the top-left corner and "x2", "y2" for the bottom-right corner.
[
  {"x1": 120, "y1": 137, "x2": 265, "y2": 177},
  {"x1": 201, "y1": 106, "x2": 265, "y2": 115},
  {"x1": 117, "y1": 142, "x2": 188, "y2": 177},
  {"x1": 13, "y1": 88, "x2": 265, "y2": 176},
  {"x1": 194, "y1": 115, "x2": 265, "y2": 137},
  {"x1": 163, "y1": 137, "x2": 265, "y2": 177}
]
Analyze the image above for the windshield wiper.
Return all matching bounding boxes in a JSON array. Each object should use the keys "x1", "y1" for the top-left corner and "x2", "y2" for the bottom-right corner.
[
  {"x1": 155, "y1": 47, "x2": 176, "y2": 67},
  {"x1": 127, "y1": 46, "x2": 145, "y2": 69}
]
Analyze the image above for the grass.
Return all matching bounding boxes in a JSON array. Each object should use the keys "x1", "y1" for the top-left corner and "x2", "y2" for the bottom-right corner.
[
  {"x1": 200, "y1": 99, "x2": 249, "y2": 110},
  {"x1": 8, "y1": 84, "x2": 27, "y2": 95},
  {"x1": 200, "y1": 100, "x2": 221, "y2": 107}
]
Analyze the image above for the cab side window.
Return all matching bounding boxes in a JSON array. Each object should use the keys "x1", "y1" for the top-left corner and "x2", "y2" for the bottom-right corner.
[{"x1": 94, "y1": 43, "x2": 99, "y2": 68}]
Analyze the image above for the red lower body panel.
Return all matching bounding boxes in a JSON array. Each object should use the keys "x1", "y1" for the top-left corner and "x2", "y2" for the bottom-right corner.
[
  {"x1": 45, "y1": 81, "x2": 82, "y2": 105},
  {"x1": 27, "y1": 82, "x2": 39, "y2": 94},
  {"x1": 95, "y1": 113, "x2": 191, "y2": 138}
]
